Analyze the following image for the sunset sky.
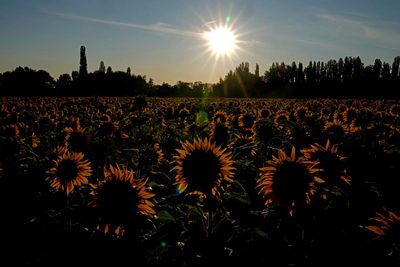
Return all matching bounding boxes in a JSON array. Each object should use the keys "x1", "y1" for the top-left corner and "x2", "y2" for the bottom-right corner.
[{"x1": 1, "y1": 0, "x2": 400, "y2": 84}]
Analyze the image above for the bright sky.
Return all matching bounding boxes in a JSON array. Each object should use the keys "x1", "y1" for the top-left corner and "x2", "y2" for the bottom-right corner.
[{"x1": 1, "y1": 0, "x2": 400, "y2": 84}]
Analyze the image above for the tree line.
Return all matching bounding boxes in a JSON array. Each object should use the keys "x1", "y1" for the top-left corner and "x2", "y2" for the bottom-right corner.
[
  {"x1": 213, "y1": 57, "x2": 400, "y2": 98},
  {"x1": 0, "y1": 46, "x2": 399, "y2": 98}
]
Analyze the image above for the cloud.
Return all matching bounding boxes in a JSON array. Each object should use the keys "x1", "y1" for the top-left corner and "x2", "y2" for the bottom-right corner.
[
  {"x1": 316, "y1": 12, "x2": 400, "y2": 51},
  {"x1": 47, "y1": 11, "x2": 201, "y2": 38}
]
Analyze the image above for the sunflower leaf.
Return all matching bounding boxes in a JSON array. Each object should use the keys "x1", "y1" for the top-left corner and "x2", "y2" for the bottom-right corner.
[
  {"x1": 254, "y1": 227, "x2": 269, "y2": 239},
  {"x1": 157, "y1": 210, "x2": 176, "y2": 223},
  {"x1": 229, "y1": 192, "x2": 251, "y2": 205}
]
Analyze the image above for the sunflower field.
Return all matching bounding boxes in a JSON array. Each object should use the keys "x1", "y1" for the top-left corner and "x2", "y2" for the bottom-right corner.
[{"x1": 1, "y1": 96, "x2": 399, "y2": 266}]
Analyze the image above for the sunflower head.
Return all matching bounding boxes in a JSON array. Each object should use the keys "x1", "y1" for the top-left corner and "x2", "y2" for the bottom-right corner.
[
  {"x1": 154, "y1": 143, "x2": 165, "y2": 163},
  {"x1": 257, "y1": 147, "x2": 324, "y2": 216},
  {"x1": 91, "y1": 165, "x2": 155, "y2": 236},
  {"x1": 274, "y1": 111, "x2": 290, "y2": 126},
  {"x1": 344, "y1": 107, "x2": 358, "y2": 124},
  {"x1": 319, "y1": 107, "x2": 331, "y2": 120},
  {"x1": 338, "y1": 104, "x2": 347, "y2": 113},
  {"x1": 210, "y1": 121, "x2": 230, "y2": 146},
  {"x1": 65, "y1": 125, "x2": 91, "y2": 152},
  {"x1": 2, "y1": 124, "x2": 19, "y2": 138},
  {"x1": 178, "y1": 108, "x2": 190, "y2": 121},
  {"x1": 98, "y1": 121, "x2": 116, "y2": 137},
  {"x1": 172, "y1": 138, "x2": 235, "y2": 199},
  {"x1": 229, "y1": 133, "x2": 257, "y2": 159},
  {"x1": 238, "y1": 113, "x2": 255, "y2": 129},
  {"x1": 31, "y1": 132, "x2": 40, "y2": 148},
  {"x1": 47, "y1": 151, "x2": 92, "y2": 196},
  {"x1": 294, "y1": 106, "x2": 308, "y2": 121},
  {"x1": 333, "y1": 112, "x2": 345, "y2": 123},
  {"x1": 252, "y1": 119, "x2": 275, "y2": 145},
  {"x1": 366, "y1": 209, "x2": 400, "y2": 239},
  {"x1": 324, "y1": 119, "x2": 349, "y2": 143},
  {"x1": 259, "y1": 108, "x2": 271, "y2": 119},
  {"x1": 212, "y1": 111, "x2": 229, "y2": 126},
  {"x1": 99, "y1": 114, "x2": 112, "y2": 123},
  {"x1": 389, "y1": 104, "x2": 400, "y2": 117},
  {"x1": 301, "y1": 140, "x2": 351, "y2": 186}
]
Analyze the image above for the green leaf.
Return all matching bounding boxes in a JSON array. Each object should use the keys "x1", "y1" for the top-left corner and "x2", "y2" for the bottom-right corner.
[
  {"x1": 254, "y1": 227, "x2": 269, "y2": 239},
  {"x1": 157, "y1": 210, "x2": 176, "y2": 223},
  {"x1": 229, "y1": 192, "x2": 251, "y2": 205}
]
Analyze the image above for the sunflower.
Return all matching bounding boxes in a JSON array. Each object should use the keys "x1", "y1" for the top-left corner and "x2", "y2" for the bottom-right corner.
[
  {"x1": 257, "y1": 147, "x2": 324, "y2": 216},
  {"x1": 259, "y1": 108, "x2": 271, "y2": 119},
  {"x1": 99, "y1": 114, "x2": 112, "y2": 123},
  {"x1": 47, "y1": 152, "x2": 92, "y2": 196},
  {"x1": 154, "y1": 143, "x2": 165, "y2": 163},
  {"x1": 229, "y1": 133, "x2": 257, "y2": 158},
  {"x1": 333, "y1": 112, "x2": 345, "y2": 123},
  {"x1": 319, "y1": 107, "x2": 331, "y2": 120},
  {"x1": 3, "y1": 124, "x2": 19, "y2": 138},
  {"x1": 323, "y1": 119, "x2": 349, "y2": 143},
  {"x1": 90, "y1": 165, "x2": 155, "y2": 236},
  {"x1": 252, "y1": 118, "x2": 275, "y2": 145},
  {"x1": 274, "y1": 110, "x2": 290, "y2": 127},
  {"x1": 31, "y1": 132, "x2": 40, "y2": 148},
  {"x1": 343, "y1": 107, "x2": 358, "y2": 124},
  {"x1": 294, "y1": 106, "x2": 308, "y2": 121},
  {"x1": 210, "y1": 121, "x2": 230, "y2": 146},
  {"x1": 212, "y1": 111, "x2": 229, "y2": 126},
  {"x1": 98, "y1": 121, "x2": 116, "y2": 137},
  {"x1": 54, "y1": 145, "x2": 68, "y2": 156},
  {"x1": 178, "y1": 107, "x2": 190, "y2": 122},
  {"x1": 172, "y1": 138, "x2": 235, "y2": 199},
  {"x1": 389, "y1": 104, "x2": 400, "y2": 118},
  {"x1": 366, "y1": 209, "x2": 400, "y2": 238},
  {"x1": 64, "y1": 125, "x2": 90, "y2": 152},
  {"x1": 301, "y1": 140, "x2": 351, "y2": 186},
  {"x1": 238, "y1": 113, "x2": 255, "y2": 130}
]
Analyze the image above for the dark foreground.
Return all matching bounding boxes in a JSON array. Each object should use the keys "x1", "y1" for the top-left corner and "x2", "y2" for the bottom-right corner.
[{"x1": 1, "y1": 97, "x2": 399, "y2": 266}]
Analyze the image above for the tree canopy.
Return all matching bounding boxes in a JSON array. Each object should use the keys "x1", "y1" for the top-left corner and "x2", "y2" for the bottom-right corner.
[{"x1": 0, "y1": 46, "x2": 399, "y2": 98}]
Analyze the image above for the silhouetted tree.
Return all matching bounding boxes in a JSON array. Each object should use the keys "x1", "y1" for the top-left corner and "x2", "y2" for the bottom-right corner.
[
  {"x1": 106, "y1": 66, "x2": 113, "y2": 75},
  {"x1": 99, "y1": 61, "x2": 106, "y2": 73},
  {"x1": 297, "y1": 62, "x2": 304, "y2": 85},
  {"x1": 255, "y1": 63, "x2": 260, "y2": 77},
  {"x1": 373, "y1": 59, "x2": 382, "y2": 79},
  {"x1": 0, "y1": 67, "x2": 54, "y2": 96},
  {"x1": 290, "y1": 62, "x2": 297, "y2": 83},
  {"x1": 79, "y1": 46, "x2": 88, "y2": 78},
  {"x1": 392, "y1": 56, "x2": 400, "y2": 79},
  {"x1": 338, "y1": 58, "x2": 344, "y2": 82},
  {"x1": 56, "y1": 73, "x2": 72, "y2": 95},
  {"x1": 71, "y1": 71, "x2": 79, "y2": 82},
  {"x1": 1, "y1": 54, "x2": 400, "y2": 98},
  {"x1": 382, "y1": 63, "x2": 391, "y2": 80}
]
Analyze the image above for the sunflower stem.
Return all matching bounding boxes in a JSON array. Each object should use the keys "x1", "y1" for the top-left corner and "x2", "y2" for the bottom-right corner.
[
  {"x1": 66, "y1": 196, "x2": 72, "y2": 233},
  {"x1": 208, "y1": 208, "x2": 213, "y2": 238}
]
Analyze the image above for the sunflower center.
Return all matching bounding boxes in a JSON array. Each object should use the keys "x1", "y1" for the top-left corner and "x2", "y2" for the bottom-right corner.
[
  {"x1": 97, "y1": 180, "x2": 139, "y2": 224},
  {"x1": 315, "y1": 151, "x2": 341, "y2": 181},
  {"x1": 272, "y1": 161, "x2": 313, "y2": 203},
  {"x1": 213, "y1": 123, "x2": 229, "y2": 145},
  {"x1": 68, "y1": 132, "x2": 88, "y2": 151},
  {"x1": 99, "y1": 122, "x2": 115, "y2": 136},
  {"x1": 182, "y1": 149, "x2": 222, "y2": 194},
  {"x1": 56, "y1": 159, "x2": 79, "y2": 184},
  {"x1": 327, "y1": 125, "x2": 345, "y2": 136}
]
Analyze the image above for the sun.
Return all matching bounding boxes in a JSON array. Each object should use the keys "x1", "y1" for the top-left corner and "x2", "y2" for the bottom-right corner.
[{"x1": 203, "y1": 25, "x2": 238, "y2": 58}]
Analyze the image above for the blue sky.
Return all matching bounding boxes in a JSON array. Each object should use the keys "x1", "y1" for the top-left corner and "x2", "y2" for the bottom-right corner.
[{"x1": 1, "y1": 0, "x2": 399, "y2": 84}]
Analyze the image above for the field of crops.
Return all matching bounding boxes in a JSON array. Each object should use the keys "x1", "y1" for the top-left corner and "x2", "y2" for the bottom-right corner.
[{"x1": 1, "y1": 97, "x2": 399, "y2": 266}]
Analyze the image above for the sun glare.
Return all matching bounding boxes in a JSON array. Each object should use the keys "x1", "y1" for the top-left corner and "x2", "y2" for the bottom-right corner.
[{"x1": 203, "y1": 25, "x2": 238, "y2": 58}]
